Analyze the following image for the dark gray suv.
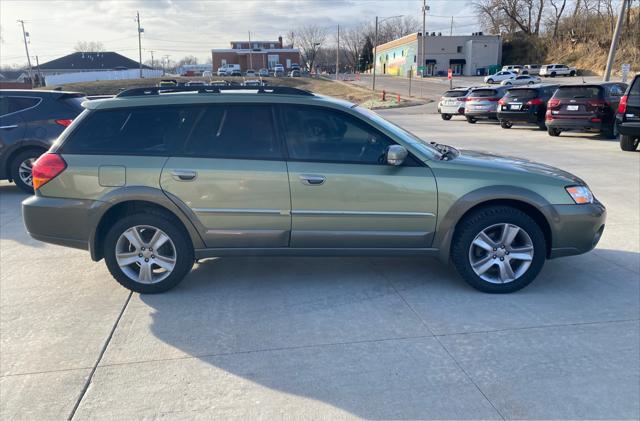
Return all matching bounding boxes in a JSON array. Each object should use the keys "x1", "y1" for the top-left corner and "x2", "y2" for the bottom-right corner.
[{"x1": 0, "y1": 90, "x2": 85, "y2": 192}]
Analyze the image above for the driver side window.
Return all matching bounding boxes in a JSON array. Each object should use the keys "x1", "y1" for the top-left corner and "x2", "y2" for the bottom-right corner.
[{"x1": 280, "y1": 105, "x2": 394, "y2": 164}]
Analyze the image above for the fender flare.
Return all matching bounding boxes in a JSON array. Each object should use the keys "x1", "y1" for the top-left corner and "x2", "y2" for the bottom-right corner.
[
  {"x1": 87, "y1": 186, "x2": 206, "y2": 261},
  {"x1": 433, "y1": 185, "x2": 554, "y2": 263}
]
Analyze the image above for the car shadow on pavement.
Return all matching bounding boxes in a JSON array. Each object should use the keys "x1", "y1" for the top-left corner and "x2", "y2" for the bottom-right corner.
[
  {"x1": 134, "y1": 249, "x2": 639, "y2": 419},
  {"x1": 0, "y1": 184, "x2": 46, "y2": 250}
]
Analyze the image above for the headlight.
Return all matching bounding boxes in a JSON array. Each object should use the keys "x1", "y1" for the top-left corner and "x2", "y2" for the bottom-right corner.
[{"x1": 565, "y1": 185, "x2": 594, "y2": 204}]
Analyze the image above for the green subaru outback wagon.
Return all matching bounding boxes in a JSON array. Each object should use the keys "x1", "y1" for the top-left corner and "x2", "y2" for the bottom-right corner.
[{"x1": 22, "y1": 86, "x2": 605, "y2": 294}]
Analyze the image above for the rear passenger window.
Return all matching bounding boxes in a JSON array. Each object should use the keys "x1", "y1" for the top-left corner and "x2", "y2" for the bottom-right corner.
[
  {"x1": 0, "y1": 96, "x2": 40, "y2": 116},
  {"x1": 62, "y1": 106, "x2": 199, "y2": 155},
  {"x1": 182, "y1": 104, "x2": 281, "y2": 160}
]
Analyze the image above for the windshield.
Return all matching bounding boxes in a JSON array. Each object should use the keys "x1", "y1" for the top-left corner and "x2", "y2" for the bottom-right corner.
[{"x1": 352, "y1": 106, "x2": 441, "y2": 158}]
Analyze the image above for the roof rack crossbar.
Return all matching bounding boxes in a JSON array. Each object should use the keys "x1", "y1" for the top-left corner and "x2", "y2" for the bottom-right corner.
[{"x1": 116, "y1": 85, "x2": 313, "y2": 98}]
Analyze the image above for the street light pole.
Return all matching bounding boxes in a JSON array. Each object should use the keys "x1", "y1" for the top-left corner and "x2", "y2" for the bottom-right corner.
[
  {"x1": 372, "y1": 16, "x2": 379, "y2": 91},
  {"x1": 603, "y1": 0, "x2": 628, "y2": 81},
  {"x1": 17, "y1": 20, "x2": 34, "y2": 84},
  {"x1": 136, "y1": 11, "x2": 143, "y2": 78}
]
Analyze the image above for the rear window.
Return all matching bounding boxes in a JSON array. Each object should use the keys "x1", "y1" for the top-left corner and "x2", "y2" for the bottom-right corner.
[
  {"x1": 442, "y1": 90, "x2": 467, "y2": 98},
  {"x1": 503, "y1": 89, "x2": 538, "y2": 100},
  {"x1": 61, "y1": 106, "x2": 199, "y2": 155},
  {"x1": 470, "y1": 89, "x2": 497, "y2": 98},
  {"x1": 553, "y1": 86, "x2": 603, "y2": 99}
]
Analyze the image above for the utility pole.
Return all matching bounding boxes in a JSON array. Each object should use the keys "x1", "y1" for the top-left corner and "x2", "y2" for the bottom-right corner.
[
  {"x1": 373, "y1": 16, "x2": 379, "y2": 90},
  {"x1": 149, "y1": 50, "x2": 155, "y2": 68},
  {"x1": 17, "y1": 20, "x2": 34, "y2": 84},
  {"x1": 603, "y1": 0, "x2": 627, "y2": 81},
  {"x1": 450, "y1": 16, "x2": 454, "y2": 36},
  {"x1": 34, "y1": 55, "x2": 42, "y2": 87},
  {"x1": 248, "y1": 31, "x2": 253, "y2": 70},
  {"x1": 421, "y1": 0, "x2": 427, "y2": 77},
  {"x1": 136, "y1": 11, "x2": 143, "y2": 78},
  {"x1": 163, "y1": 54, "x2": 170, "y2": 76},
  {"x1": 335, "y1": 25, "x2": 340, "y2": 80}
]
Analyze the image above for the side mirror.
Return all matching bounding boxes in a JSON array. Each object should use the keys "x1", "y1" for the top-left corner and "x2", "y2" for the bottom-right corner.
[{"x1": 386, "y1": 145, "x2": 408, "y2": 166}]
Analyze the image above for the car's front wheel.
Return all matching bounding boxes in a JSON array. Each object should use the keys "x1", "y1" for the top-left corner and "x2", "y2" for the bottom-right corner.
[
  {"x1": 620, "y1": 134, "x2": 639, "y2": 151},
  {"x1": 500, "y1": 120, "x2": 513, "y2": 129},
  {"x1": 441, "y1": 113, "x2": 452, "y2": 120},
  {"x1": 104, "y1": 213, "x2": 194, "y2": 293},
  {"x1": 451, "y1": 206, "x2": 546, "y2": 293},
  {"x1": 466, "y1": 116, "x2": 477, "y2": 124}
]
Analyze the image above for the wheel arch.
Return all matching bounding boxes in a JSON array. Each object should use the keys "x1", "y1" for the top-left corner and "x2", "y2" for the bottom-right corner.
[
  {"x1": 88, "y1": 187, "x2": 206, "y2": 261},
  {"x1": 3, "y1": 142, "x2": 48, "y2": 179},
  {"x1": 434, "y1": 187, "x2": 554, "y2": 263}
]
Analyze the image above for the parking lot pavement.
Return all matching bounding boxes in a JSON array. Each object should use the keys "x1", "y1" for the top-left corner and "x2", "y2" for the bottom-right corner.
[{"x1": 1, "y1": 104, "x2": 639, "y2": 419}]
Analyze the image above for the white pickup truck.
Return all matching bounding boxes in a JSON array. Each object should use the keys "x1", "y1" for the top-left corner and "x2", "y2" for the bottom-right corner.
[
  {"x1": 216, "y1": 64, "x2": 241, "y2": 76},
  {"x1": 540, "y1": 64, "x2": 577, "y2": 77}
]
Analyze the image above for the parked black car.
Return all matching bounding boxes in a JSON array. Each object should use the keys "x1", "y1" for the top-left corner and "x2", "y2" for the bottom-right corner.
[
  {"x1": 497, "y1": 84, "x2": 558, "y2": 129},
  {"x1": 545, "y1": 82, "x2": 627, "y2": 138},
  {"x1": 616, "y1": 74, "x2": 640, "y2": 151},
  {"x1": 0, "y1": 90, "x2": 85, "y2": 192}
]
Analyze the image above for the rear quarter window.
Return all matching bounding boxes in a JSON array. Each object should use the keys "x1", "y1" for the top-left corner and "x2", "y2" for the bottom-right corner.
[
  {"x1": 61, "y1": 106, "x2": 199, "y2": 155},
  {"x1": 0, "y1": 96, "x2": 41, "y2": 116}
]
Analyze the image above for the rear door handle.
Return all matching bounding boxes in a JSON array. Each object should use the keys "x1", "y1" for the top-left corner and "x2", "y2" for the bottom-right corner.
[
  {"x1": 0, "y1": 125, "x2": 18, "y2": 130},
  {"x1": 299, "y1": 174, "x2": 326, "y2": 186},
  {"x1": 171, "y1": 169, "x2": 197, "y2": 181}
]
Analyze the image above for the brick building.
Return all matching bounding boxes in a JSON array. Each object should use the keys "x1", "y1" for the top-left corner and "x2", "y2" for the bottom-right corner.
[{"x1": 211, "y1": 36, "x2": 301, "y2": 72}]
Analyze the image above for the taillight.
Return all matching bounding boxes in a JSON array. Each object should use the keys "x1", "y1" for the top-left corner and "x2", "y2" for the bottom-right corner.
[
  {"x1": 32, "y1": 153, "x2": 67, "y2": 190},
  {"x1": 498, "y1": 98, "x2": 506, "y2": 105},
  {"x1": 55, "y1": 119, "x2": 73, "y2": 127},
  {"x1": 526, "y1": 98, "x2": 543, "y2": 106},
  {"x1": 618, "y1": 95, "x2": 628, "y2": 113},
  {"x1": 547, "y1": 99, "x2": 560, "y2": 109},
  {"x1": 459, "y1": 97, "x2": 469, "y2": 102}
]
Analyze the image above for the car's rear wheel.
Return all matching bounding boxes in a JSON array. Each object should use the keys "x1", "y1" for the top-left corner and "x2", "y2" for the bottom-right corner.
[
  {"x1": 547, "y1": 127, "x2": 561, "y2": 136},
  {"x1": 451, "y1": 206, "x2": 546, "y2": 293},
  {"x1": 9, "y1": 149, "x2": 45, "y2": 193},
  {"x1": 466, "y1": 116, "x2": 477, "y2": 124},
  {"x1": 104, "y1": 213, "x2": 194, "y2": 293},
  {"x1": 441, "y1": 113, "x2": 452, "y2": 120},
  {"x1": 620, "y1": 134, "x2": 639, "y2": 151},
  {"x1": 569, "y1": 70, "x2": 576, "y2": 76},
  {"x1": 550, "y1": 72, "x2": 556, "y2": 77},
  {"x1": 500, "y1": 120, "x2": 513, "y2": 129}
]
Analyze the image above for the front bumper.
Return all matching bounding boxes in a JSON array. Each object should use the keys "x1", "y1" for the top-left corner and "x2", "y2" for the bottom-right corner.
[
  {"x1": 543, "y1": 201, "x2": 606, "y2": 258},
  {"x1": 22, "y1": 194, "x2": 95, "y2": 251}
]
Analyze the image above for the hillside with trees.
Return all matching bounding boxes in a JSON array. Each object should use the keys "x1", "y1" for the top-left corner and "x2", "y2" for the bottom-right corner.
[{"x1": 474, "y1": 0, "x2": 639, "y2": 75}]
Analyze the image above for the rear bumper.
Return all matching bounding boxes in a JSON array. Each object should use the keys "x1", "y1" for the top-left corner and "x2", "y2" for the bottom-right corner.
[
  {"x1": 439, "y1": 104, "x2": 465, "y2": 114},
  {"x1": 617, "y1": 121, "x2": 640, "y2": 137},
  {"x1": 546, "y1": 118, "x2": 603, "y2": 131},
  {"x1": 22, "y1": 194, "x2": 95, "y2": 251},
  {"x1": 498, "y1": 111, "x2": 540, "y2": 123},
  {"x1": 465, "y1": 110, "x2": 498, "y2": 119},
  {"x1": 544, "y1": 202, "x2": 606, "y2": 258}
]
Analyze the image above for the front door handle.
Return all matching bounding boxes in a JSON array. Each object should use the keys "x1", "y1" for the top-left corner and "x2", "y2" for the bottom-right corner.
[
  {"x1": 171, "y1": 169, "x2": 197, "y2": 181},
  {"x1": 299, "y1": 174, "x2": 326, "y2": 186},
  {"x1": 0, "y1": 125, "x2": 18, "y2": 130}
]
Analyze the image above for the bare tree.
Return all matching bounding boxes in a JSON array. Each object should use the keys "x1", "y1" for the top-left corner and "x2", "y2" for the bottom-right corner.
[
  {"x1": 548, "y1": 0, "x2": 567, "y2": 37},
  {"x1": 285, "y1": 30, "x2": 295, "y2": 48},
  {"x1": 342, "y1": 24, "x2": 366, "y2": 69},
  {"x1": 74, "y1": 41, "x2": 105, "y2": 52},
  {"x1": 177, "y1": 55, "x2": 198, "y2": 66},
  {"x1": 296, "y1": 25, "x2": 328, "y2": 71}
]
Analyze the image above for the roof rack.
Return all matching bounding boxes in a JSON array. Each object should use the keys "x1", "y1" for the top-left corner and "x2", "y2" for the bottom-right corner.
[{"x1": 116, "y1": 85, "x2": 314, "y2": 98}]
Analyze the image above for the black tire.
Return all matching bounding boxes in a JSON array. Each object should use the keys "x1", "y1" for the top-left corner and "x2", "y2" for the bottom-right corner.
[
  {"x1": 547, "y1": 127, "x2": 561, "y2": 137},
  {"x1": 9, "y1": 148, "x2": 45, "y2": 193},
  {"x1": 451, "y1": 206, "x2": 546, "y2": 293},
  {"x1": 487, "y1": 78, "x2": 494, "y2": 84},
  {"x1": 104, "y1": 212, "x2": 194, "y2": 293},
  {"x1": 619, "y1": 134, "x2": 639, "y2": 151},
  {"x1": 500, "y1": 120, "x2": 513, "y2": 129},
  {"x1": 550, "y1": 72, "x2": 556, "y2": 77},
  {"x1": 441, "y1": 113, "x2": 452, "y2": 120},
  {"x1": 466, "y1": 116, "x2": 477, "y2": 124},
  {"x1": 602, "y1": 123, "x2": 618, "y2": 139},
  {"x1": 569, "y1": 70, "x2": 576, "y2": 76}
]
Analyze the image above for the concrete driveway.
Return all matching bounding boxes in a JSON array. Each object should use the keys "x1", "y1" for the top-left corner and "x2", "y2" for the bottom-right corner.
[{"x1": 1, "y1": 103, "x2": 638, "y2": 420}]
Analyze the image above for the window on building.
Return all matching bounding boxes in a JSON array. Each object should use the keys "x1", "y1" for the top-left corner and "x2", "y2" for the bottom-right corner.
[
  {"x1": 457, "y1": 46, "x2": 463, "y2": 53},
  {"x1": 270, "y1": 43, "x2": 275, "y2": 48}
]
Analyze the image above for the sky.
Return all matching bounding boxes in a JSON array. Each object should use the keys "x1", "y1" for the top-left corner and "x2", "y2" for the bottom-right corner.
[{"x1": 0, "y1": 0, "x2": 478, "y2": 68}]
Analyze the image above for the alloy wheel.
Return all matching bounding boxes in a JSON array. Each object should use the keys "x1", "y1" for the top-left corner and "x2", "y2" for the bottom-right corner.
[
  {"x1": 18, "y1": 158, "x2": 35, "y2": 187},
  {"x1": 115, "y1": 225, "x2": 177, "y2": 284},
  {"x1": 468, "y1": 223, "x2": 534, "y2": 284}
]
